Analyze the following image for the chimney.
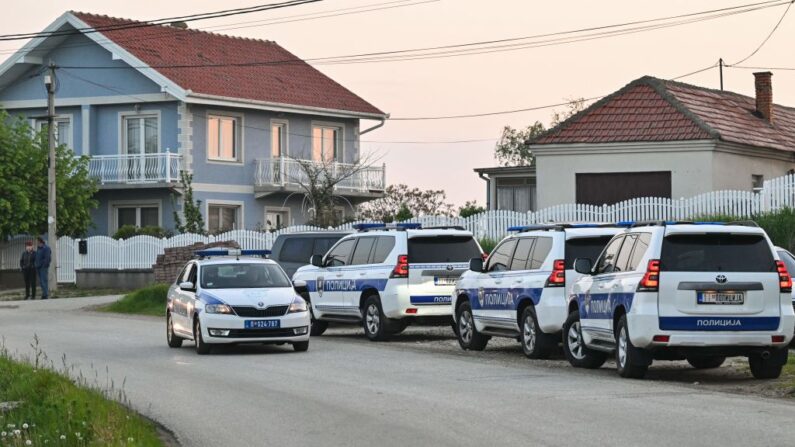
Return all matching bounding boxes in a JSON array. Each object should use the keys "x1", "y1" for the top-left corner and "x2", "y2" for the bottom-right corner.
[
  {"x1": 754, "y1": 71, "x2": 773, "y2": 122},
  {"x1": 169, "y1": 21, "x2": 188, "y2": 29}
]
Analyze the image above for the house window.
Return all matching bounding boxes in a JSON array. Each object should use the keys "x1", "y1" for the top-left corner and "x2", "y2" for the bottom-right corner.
[
  {"x1": 752, "y1": 174, "x2": 765, "y2": 191},
  {"x1": 496, "y1": 177, "x2": 535, "y2": 213},
  {"x1": 113, "y1": 203, "x2": 160, "y2": 233},
  {"x1": 123, "y1": 115, "x2": 159, "y2": 155},
  {"x1": 265, "y1": 208, "x2": 290, "y2": 231},
  {"x1": 36, "y1": 117, "x2": 72, "y2": 148},
  {"x1": 271, "y1": 122, "x2": 286, "y2": 158},
  {"x1": 208, "y1": 203, "x2": 241, "y2": 233},
  {"x1": 208, "y1": 115, "x2": 239, "y2": 161},
  {"x1": 312, "y1": 125, "x2": 342, "y2": 162}
]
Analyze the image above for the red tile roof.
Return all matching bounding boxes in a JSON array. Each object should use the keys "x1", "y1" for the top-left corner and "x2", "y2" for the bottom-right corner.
[
  {"x1": 533, "y1": 76, "x2": 795, "y2": 153},
  {"x1": 71, "y1": 12, "x2": 385, "y2": 117}
]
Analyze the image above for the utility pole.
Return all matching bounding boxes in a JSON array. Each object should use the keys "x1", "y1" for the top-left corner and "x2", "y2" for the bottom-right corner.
[
  {"x1": 719, "y1": 58, "x2": 724, "y2": 91},
  {"x1": 44, "y1": 62, "x2": 58, "y2": 293}
]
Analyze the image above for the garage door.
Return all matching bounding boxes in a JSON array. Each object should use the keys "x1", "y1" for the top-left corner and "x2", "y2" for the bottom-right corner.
[{"x1": 576, "y1": 171, "x2": 671, "y2": 205}]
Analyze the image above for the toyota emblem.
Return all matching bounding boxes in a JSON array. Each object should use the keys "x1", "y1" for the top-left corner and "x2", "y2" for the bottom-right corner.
[{"x1": 715, "y1": 275, "x2": 727, "y2": 284}]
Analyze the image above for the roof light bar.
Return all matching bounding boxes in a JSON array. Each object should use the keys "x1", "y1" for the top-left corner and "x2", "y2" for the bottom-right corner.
[
  {"x1": 194, "y1": 249, "x2": 271, "y2": 258},
  {"x1": 353, "y1": 222, "x2": 423, "y2": 232}
]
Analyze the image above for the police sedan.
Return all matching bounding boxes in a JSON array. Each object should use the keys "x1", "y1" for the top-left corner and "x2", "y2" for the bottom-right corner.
[{"x1": 166, "y1": 249, "x2": 311, "y2": 354}]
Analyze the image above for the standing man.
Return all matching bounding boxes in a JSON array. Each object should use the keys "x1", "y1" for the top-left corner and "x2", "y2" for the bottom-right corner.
[
  {"x1": 35, "y1": 237, "x2": 51, "y2": 300},
  {"x1": 19, "y1": 241, "x2": 37, "y2": 300}
]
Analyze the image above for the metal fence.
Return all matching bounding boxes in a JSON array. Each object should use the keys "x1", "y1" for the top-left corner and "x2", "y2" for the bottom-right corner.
[{"x1": 3, "y1": 173, "x2": 795, "y2": 284}]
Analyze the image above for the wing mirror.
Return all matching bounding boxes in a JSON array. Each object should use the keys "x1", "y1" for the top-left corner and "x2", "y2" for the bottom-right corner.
[
  {"x1": 469, "y1": 257, "x2": 484, "y2": 272},
  {"x1": 293, "y1": 279, "x2": 307, "y2": 290},
  {"x1": 179, "y1": 281, "x2": 195, "y2": 291},
  {"x1": 310, "y1": 254, "x2": 324, "y2": 267},
  {"x1": 573, "y1": 258, "x2": 593, "y2": 275}
]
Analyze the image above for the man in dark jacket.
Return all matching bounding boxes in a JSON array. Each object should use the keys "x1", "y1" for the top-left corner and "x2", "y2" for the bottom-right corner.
[
  {"x1": 34, "y1": 237, "x2": 51, "y2": 300},
  {"x1": 19, "y1": 240, "x2": 36, "y2": 300}
]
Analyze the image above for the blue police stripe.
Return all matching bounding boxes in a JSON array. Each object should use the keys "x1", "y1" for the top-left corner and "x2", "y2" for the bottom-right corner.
[
  {"x1": 467, "y1": 287, "x2": 544, "y2": 310},
  {"x1": 410, "y1": 295, "x2": 453, "y2": 305},
  {"x1": 658, "y1": 316, "x2": 781, "y2": 331},
  {"x1": 578, "y1": 292, "x2": 634, "y2": 319},
  {"x1": 197, "y1": 291, "x2": 225, "y2": 305},
  {"x1": 305, "y1": 278, "x2": 389, "y2": 293}
]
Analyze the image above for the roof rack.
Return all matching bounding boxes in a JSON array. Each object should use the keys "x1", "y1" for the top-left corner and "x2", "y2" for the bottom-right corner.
[
  {"x1": 194, "y1": 249, "x2": 271, "y2": 259},
  {"x1": 422, "y1": 225, "x2": 466, "y2": 231},
  {"x1": 617, "y1": 220, "x2": 760, "y2": 228},
  {"x1": 507, "y1": 223, "x2": 620, "y2": 232},
  {"x1": 352, "y1": 223, "x2": 422, "y2": 232}
]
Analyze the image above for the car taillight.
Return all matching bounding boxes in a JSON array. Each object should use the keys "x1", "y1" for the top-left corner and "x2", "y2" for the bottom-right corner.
[
  {"x1": 776, "y1": 260, "x2": 792, "y2": 293},
  {"x1": 391, "y1": 254, "x2": 409, "y2": 278},
  {"x1": 638, "y1": 259, "x2": 661, "y2": 292},
  {"x1": 545, "y1": 259, "x2": 565, "y2": 287}
]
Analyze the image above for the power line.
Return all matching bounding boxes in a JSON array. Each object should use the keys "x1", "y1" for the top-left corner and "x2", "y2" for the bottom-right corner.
[
  {"x1": 0, "y1": 0, "x2": 322, "y2": 42},
  {"x1": 728, "y1": 0, "x2": 793, "y2": 66},
  {"x1": 57, "y1": 0, "x2": 791, "y2": 70}
]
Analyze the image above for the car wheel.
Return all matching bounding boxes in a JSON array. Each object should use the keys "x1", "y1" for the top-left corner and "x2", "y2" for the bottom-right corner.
[
  {"x1": 292, "y1": 341, "x2": 309, "y2": 352},
  {"x1": 749, "y1": 349, "x2": 787, "y2": 379},
  {"x1": 166, "y1": 312, "x2": 183, "y2": 348},
  {"x1": 687, "y1": 356, "x2": 726, "y2": 369},
  {"x1": 520, "y1": 306, "x2": 556, "y2": 359},
  {"x1": 615, "y1": 315, "x2": 650, "y2": 379},
  {"x1": 456, "y1": 301, "x2": 489, "y2": 351},
  {"x1": 303, "y1": 293, "x2": 328, "y2": 336},
  {"x1": 193, "y1": 318, "x2": 211, "y2": 355},
  {"x1": 362, "y1": 295, "x2": 391, "y2": 341},
  {"x1": 562, "y1": 310, "x2": 607, "y2": 369}
]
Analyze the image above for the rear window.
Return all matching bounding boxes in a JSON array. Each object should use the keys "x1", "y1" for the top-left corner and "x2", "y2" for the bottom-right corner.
[
  {"x1": 278, "y1": 236, "x2": 342, "y2": 263},
  {"x1": 565, "y1": 236, "x2": 614, "y2": 269},
  {"x1": 661, "y1": 234, "x2": 775, "y2": 272},
  {"x1": 408, "y1": 236, "x2": 481, "y2": 263}
]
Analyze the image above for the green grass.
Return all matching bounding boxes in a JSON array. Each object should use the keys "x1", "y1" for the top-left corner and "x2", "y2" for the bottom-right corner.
[
  {"x1": 100, "y1": 284, "x2": 169, "y2": 317},
  {"x1": 780, "y1": 353, "x2": 795, "y2": 396},
  {"x1": 0, "y1": 342, "x2": 163, "y2": 446},
  {"x1": 0, "y1": 286, "x2": 133, "y2": 302}
]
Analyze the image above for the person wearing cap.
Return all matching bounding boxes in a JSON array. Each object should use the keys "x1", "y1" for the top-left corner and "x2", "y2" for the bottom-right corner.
[
  {"x1": 34, "y1": 237, "x2": 51, "y2": 300},
  {"x1": 19, "y1": 240, "x2": 37, "y2": 300}
]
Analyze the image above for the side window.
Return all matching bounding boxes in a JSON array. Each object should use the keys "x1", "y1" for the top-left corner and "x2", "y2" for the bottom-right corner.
[
  {"x1": 510, "y1": 238, "x2": 535, "y2": 271},
  {"x1": 313, "y1": 237, "x2": 340, "y2": 257},
  {"x1": 595, "y1": 236, "x2": 625, "y2": 274},
  {"x1": 325, "y1": 239, "x2": 356, "y2": 267},
  {"x1": 278, "y1": 238, "x2": 313, "y2": 263},
  {"x1": 627, "y1": 233, "x2": 652, "y2": 271},
  {"x1": 176, "y1": 264, "x2": 190, "y2": 284},
  {"x1": 614, "y1": 235, "x2": 637, "y2": 273},
  {"x1": 187, "y1": 264, "x2": 197, "y2": 287},
  {"x1": 486, "y1": 240, "x2": 517, "y2": 272},
  {"x1": 371, "y1": 236, "x2": 396, "y2": 264},
  {"x1": 351, "y1": 237, "x2": 376, "y2": 265},
  {"x1": 529, "y1": 237, "x2": 553, "y2": 269}
]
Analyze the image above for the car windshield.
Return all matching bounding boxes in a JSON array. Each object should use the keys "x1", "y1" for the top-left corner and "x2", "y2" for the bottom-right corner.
[
  {"x1": 408, "y1": 236, "x2": 481, "y2": 263},
  {"x1": 200, "y1": 263, "x2": 292, "y2": 289},
  {"x1": 661, "y1": 234, "x2": 775, "y2": 272}
]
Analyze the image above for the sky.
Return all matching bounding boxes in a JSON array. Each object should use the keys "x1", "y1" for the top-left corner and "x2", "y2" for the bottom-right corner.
[{"x1": 3, "y1": 0, "x2": 795, "y2": 206}]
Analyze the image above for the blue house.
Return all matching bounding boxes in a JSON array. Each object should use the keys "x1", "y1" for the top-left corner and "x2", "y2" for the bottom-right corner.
[{"x1": 0, "y1": 11, "x2": 388, "y2": 235}]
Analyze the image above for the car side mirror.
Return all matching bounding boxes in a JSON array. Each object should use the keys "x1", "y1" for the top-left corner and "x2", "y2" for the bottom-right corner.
[
  {"x1": 310, "y1": 254, "x2": 324, "y2": 267},
  {"x1": 573, "y1": 258, "x2": 593, "y2": 275},
  {"x1": 469, "y1": 257, "x2": 484, "y2": 272},
  {"x1": 179, "y1": 281, "x2": 195, "y2": 291},
  {"x1": 293, "y1": 279, "x2": 307, "y2": 290}
]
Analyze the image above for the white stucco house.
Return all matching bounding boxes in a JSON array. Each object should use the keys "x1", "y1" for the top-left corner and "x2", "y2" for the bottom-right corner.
[{"x1": 476, "y1": 72, "x2": 795, "y2": 210}]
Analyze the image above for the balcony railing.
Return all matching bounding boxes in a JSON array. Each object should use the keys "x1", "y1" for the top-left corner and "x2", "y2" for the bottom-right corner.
[
  {"x1": 88, "y1": 152, "x2": 182, "y2": 185},
  {"x1": 255, "y1": 157, "x2": 385, "y2": 193}
]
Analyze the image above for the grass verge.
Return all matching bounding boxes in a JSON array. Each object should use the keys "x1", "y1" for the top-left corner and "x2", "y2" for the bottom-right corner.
[
  {"x1": 0, "y1": 339, "x2": 164, "y2": 446},
  {"x1": 99, "y1": 284, "x2": 169, "y2": 317},
  {"x1": 0, "y1": 286, "x2": 133, "y2": 302},
  {"x1": 780, "y1": 353, "x2": 795, "y2": 396}
]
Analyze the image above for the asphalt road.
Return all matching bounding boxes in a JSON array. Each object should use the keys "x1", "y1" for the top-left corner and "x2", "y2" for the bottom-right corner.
[{"x1": 1, "y1": 297, "x2": 794, "y2": 447}]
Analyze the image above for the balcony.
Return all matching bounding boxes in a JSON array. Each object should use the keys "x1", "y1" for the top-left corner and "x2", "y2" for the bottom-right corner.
[
  {"x1": 88, "y1": 152, "x2": 182, "y2": 187},
  {"x1": 254, "y1": 157, "x2": 385, "y2": 198}
]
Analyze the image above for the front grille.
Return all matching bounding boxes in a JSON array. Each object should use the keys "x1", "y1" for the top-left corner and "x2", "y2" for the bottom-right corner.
[
  {"x1": 224, "y1": 328, "x2": 302, "y2": 338},
  {"x1": 232, "y1": 305, "x2": 289, "y2": 317}
]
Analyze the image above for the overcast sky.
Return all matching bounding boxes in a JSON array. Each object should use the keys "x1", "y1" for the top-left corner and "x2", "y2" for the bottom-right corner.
[{"x1": 3, "y1": 0, "x2": 795, "y2": 206}]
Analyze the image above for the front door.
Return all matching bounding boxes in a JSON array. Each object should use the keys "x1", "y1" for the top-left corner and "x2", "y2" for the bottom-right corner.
[
  {"x1": 473, "y1": 239, "x2": 518, "y2": 328},
  {"x1": 173, "y1": 263, "x2": 197, "y2": 335},
  {"x1": 314, "y1": 238, "x2": 356, "y2": 316}
]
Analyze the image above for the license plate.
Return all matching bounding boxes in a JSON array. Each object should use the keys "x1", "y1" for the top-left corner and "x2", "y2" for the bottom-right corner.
[
  {"x1": 434, "y1": 276, "x2": 458, "y2": 286},
  {"x1": 697, "y1": 291, "x2": 745, "y2": 305},
  {"x1": 244, "y1": 319, "x2": 281, "y2": 329}
]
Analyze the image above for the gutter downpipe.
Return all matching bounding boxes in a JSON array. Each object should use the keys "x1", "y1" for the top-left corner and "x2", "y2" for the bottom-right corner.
[
  {"x1": 360, "y1": 115, "x2": 389, "y2": 135},
  {"x1": 477, "y1": 171, "x2": 491, "y2": 210}
]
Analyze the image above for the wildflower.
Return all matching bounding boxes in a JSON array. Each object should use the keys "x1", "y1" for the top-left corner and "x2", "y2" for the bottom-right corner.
[
  {"x1": 128, "y1": 437, "x2": 134, "y2": 442},
  {"x1": 1, "y1": 431, "x2": 6, "y2": 437},
  {"x1": 14, "y1": 429, "x2": 21, "y2": 436},
  {"x1": 22, "y1": 423, "x2": 29, "y2": 429},
  {"x1": 59, "y1": 435, "x2": 66, "y2": 440},
  {"x1": 26, "y1": 440, "x2": 32, "y2": 446}
]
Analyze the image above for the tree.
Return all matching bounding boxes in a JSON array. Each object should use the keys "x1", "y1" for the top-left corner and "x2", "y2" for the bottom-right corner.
[
  {"x1": 172, "y1": 171, "x2": 205, "y2": 234},
  {"x1": 358, "y1": 184, "x2": 455, "y2": 222},
  {"x1": 493, "y1": 98, "x2": 588, "y2": 167},
  {"x1": 459, "y1": 200, "x2": 485, "y2": 218},
  {"x1": 0, "y1": 112, "x2": 97, "y2": 239}
]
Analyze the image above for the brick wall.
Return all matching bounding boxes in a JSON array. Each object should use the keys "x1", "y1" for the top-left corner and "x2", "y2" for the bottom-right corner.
[{"x1": 153, "y1": 241, "x2": 239, "y2": 284}]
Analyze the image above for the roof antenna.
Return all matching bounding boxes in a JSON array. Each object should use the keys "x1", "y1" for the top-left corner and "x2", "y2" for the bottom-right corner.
[{"x1": 719, "y1": 58, "x2": 724, "y2": 91}]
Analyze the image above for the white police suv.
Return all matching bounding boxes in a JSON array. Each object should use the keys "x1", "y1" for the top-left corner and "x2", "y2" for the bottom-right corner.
[
  {"x1": 565, "y1": 221, "x2": 795, "y2": 379},
  {"x1": 166, "y1": 249, "x2": 310, "y2": 354},
  {"x1": 293, "y1": 223, "x2": 483, "y2": 341},
  {"x1": 453, "y1": 224, "x2": 621, "y2": 358}
]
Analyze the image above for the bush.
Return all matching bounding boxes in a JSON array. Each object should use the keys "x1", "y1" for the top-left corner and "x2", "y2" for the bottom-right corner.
[
  {"x1": 478, "y1": 237, "x2": 498, "y2": 253},
  {"x1": 101, "y1": 283, "x2": 169, "y2": 316},
  {"x1": 112, "y1": 225, "x2": 172, "y2": 240},
  {"x1": 459, "y1": 200, "x2": 485, "y2": 218},
  {"x1": 692, "y1": 207, "x2": 795, "y2": 251}
]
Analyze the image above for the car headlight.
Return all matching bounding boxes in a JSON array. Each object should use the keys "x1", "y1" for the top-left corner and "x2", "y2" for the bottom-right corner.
[
  {"x1": 205, "y1": 304, "x2": 234, "y2": 314},
  {"x1": 288, "y1": 296, "x2": 308, "y2": 313}
]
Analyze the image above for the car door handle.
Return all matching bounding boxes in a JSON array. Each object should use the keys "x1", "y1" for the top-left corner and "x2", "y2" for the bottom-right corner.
[
  {"x1": 494, "y1": 280, "x2": 503, "y2": 285},
  {"x1": 358, "y1": 272, "x2": 367, "y2": 276},
  {"x1": 513, "y1": 279, "x2": 523, "y2": 284},
  {"x1": 335, "y1": 273, "x2": 344, "y2": 278}
]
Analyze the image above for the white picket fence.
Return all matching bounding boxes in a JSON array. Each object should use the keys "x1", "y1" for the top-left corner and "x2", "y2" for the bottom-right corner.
[{"x1": 3, "y1": 173, "x2": 795, "y2": 284}]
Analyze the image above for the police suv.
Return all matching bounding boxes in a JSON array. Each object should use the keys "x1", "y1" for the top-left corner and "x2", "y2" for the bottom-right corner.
[
  {"x1": 166, "y1": 249, "x2": 311, "y2": 354},
  {"x1": 565, "y1": 221, "x2": 795, "y2": 379},
  {"x1": 453, "y1": 224, "x2": 621, "y2": 358},
  {"x1": 292, "y1": 223, "x2": 483, "y2": 341}
]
